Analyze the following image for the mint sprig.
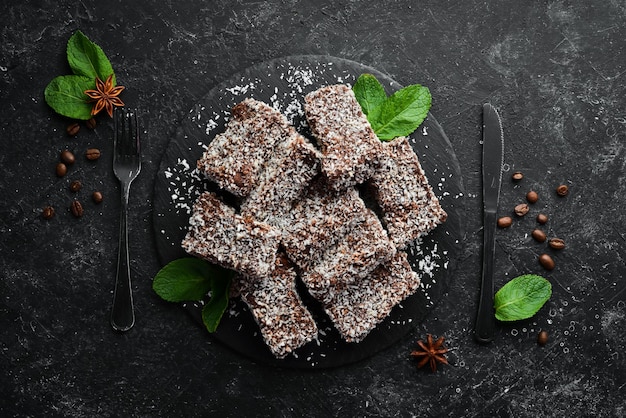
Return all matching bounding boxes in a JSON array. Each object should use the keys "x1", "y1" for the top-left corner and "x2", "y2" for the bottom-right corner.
[
  {"x1": 353, "y1": 73, "x2": 386, "y2": 121},
  {"x1": 44, "y1": 30, "x2": 118, "y2": 120},
  {"x1": 153, "y1": 258, "x2": 233, "y2": 332},
  {"x1": 66, "y1": 30, "x2": 116, "y2": 83},
  {"x1": 353, "y1": 73, "x2": 432, "y2": 141},
  {"x1": 494, "y1": 274, "x2": 552, "y2": 321},
  {"x1": 44, "y1": 75, "x2": 95, "y2": 120}
]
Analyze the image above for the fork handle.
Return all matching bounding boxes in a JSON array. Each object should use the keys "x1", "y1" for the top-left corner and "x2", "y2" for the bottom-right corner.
[{"x1": 111, "y1": 181, "x2": 135, "y2": 331}]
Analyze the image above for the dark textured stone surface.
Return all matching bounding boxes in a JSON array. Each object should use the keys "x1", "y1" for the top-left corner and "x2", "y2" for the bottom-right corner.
[{"x1": 1, "y1": 1, "x2": 624, "y2": 416}]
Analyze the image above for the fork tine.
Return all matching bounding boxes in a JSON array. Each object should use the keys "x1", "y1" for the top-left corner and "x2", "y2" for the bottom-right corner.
[
  {"x1": 130, "y1": 109, "x2": 140, "y2": 155},
  {"x1": 114, "y1": 107, "x2": 124, "y2": 155},
  {"x1": 114, "y1": 108, "x2": 141, "y2": 156}
]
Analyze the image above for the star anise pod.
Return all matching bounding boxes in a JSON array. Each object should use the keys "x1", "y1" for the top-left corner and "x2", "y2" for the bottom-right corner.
[
  {"x1": 84, "y1": 74, "x2": 125, "y2": 118},
  {"x1": 410, "y1": 334, "x2": 449, "y2": 372}
]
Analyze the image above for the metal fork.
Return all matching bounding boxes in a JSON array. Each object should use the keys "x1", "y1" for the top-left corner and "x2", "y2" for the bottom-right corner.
[{"x1": 111, "y1": 108, "x2": 141, "y2": 332}]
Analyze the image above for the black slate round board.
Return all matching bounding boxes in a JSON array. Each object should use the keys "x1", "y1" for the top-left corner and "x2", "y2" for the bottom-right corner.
[{"x1": 153, "y1": 55, "x2": 465, "y2": 368}]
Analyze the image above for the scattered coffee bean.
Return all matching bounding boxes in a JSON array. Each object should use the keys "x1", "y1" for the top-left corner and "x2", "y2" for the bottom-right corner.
[
  {"x1": 548, "y1": 238, "x2": 566, "y2": 250},
  {"x1": 70, "y1": 200, "x2": 84, "y2": 218},
  {"x1": 514, "y1": 203, "x2": 530, "y2": 217},
  {"x1": 56, "y1": 162, "x2": 68, "y2": 177},
  {"x1": 85, "y1": 118, "x2": 97, "y2": 129},
  {"x1": 537, "y1": 330, "x2": 549, "y2": 346},
  {"x1": 512, "y1": 171, "x2": 524, "y2": 181},
  {"x1": 532, "y1": 229, "x2": 547, "y2": 242},
  {"x1": 526, "y1": 190, "x2": 539, "y2": 204},
  {"x1": 556, "y1": 184, "x2": 569, "y2": 196},
  {"x1": 66, "y1": 123, "x2": 80, "y2": 136},
  {"x1": 85, "y1": 148, "x2": 101, "y2": 160},
  {"x1": 69, "y1": 180, "x2": 82, "y2": 193},
  {"x1": 536, "y1": 213, "x2": 548, "y2": 224},
  {"x1": 92, "y1": 191, "x2": 103, "y2": 204},
  {"x1": 42, "y1": 206, "x2": 55, "y2": 220},
  {"x1": 497, "y1": 216, "x2": 513, "y2": 228},
  {"x1": 538, "y1": 253, "x2": 555, "y2": 270},
  {"x1": 60, "y1": 149, "x2": 75, "y2": 165}
]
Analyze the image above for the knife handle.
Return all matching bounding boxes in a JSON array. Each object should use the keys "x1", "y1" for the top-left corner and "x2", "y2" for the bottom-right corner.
[{"x1": 474, "y1": 210, "x2": 497, "y2": 343}]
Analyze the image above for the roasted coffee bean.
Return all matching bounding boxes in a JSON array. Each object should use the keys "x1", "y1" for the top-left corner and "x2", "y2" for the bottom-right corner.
[
  {"x1": 85, "y1": 118, "x2": 97, "y2": 129},
  {"x1": 85, "y1": 148, "x2": 101, "y2": 160},
  {"x1": 60, "y1": 149, "x2": 75, "y2": 165},
  {"x1": 537, "y1": 330, "x2": 549, "y2": 346},
  {"x1": 536, "y1": 213, "x2": 549, "y2": 224},
  {"x1": 549, "y1": 238, "x2": 566, "y2": 250},
  {"x1": 92, "y1": 191, "x2": 103, "y2": 204},
  {"x1": 69, "y1": 180, "x2": 82, "y2": 193},
  {"x1": 512, "y1": 171, "x2": 524, "y2": 181},
  {"x1": 526, "y1": 190, "x2": 539, "y2": 204},
  {"x1": 532, "y1": 229, "x2": 547, "y2": 242},
  {"x1": 514, "y1": 203, "x2": 530, "y2": 217},
  {"x1": 497, "y1": 216, "x2": 513, "y2": 228},
  {"x1": 556, "y1": 184, "x2": 569, "y2": 196},
  {"x1": 66, "y1": 123, "x2": 80, "y2": 136},
  {"x1": 539, "y1": 253, "x2": 555, "y2": 270},
  {"x1": 70, "y1": 200, "x2": 84, "y2": 218},
  {"x1": 56, "y1": 162, "x2": 67, "y2": 177},
  {"x1": 42, "y1": 206, "x2": 55, "y2": 220}
]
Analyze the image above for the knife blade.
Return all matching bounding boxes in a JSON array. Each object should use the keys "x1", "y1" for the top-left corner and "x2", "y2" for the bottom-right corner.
[{"x1": 474, "y1": 103, "x2": 504, "y2": 344}]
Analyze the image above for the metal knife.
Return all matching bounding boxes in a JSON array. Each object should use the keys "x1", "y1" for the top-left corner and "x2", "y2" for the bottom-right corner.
[{"x1": 474, "y1": 103, "x2": 504, "y2": 344}]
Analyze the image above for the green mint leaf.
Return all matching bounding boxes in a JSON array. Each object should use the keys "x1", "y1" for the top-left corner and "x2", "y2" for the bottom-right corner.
[
  {"x1": 353, "y1": 73, "x2": 387, "y2": 122},
  {"x1": 352, "y1": 74, "x2": 432, "y2": 141},
  {"x1": 152, "y1": 258, "x2": 217, "y2": 302},
  {"x1": 373, "y1": 84, "x2": 432, "y2": 141},
  {"x1": 153, "y1": 258, "x2": 233, "y2": 333},
  {"x1": 494, "y1": 274, "x2": 552, "y2": 321},
  {"x1": 44, "y1": 75, "x2": 95, "y2": 120},
  {"x1": 67, "y1": 30, "x2": 115, "y2": 83},
  {"x1": 202, "y1": 275, "x2": 232, "y2": 332}
]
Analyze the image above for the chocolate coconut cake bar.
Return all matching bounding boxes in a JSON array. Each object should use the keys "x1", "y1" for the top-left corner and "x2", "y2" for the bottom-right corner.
[
  {"x1": 321, "y1": 251, "x2": 421, "y2": 343},
  {"x1": 240, "y1": 134, "x2": 321, "y2": 229},
  {"x1": 236, "y1": 254, "x2": 318, "y2": 359},
  {"x1": 182, "y1": 192, "x2": 280, "y2": 279},
  {"x1": 300, "y1": 208, "x2": 396, "y2": 302},
  {"x1": 370, "y1": 136, "x2": 447, "y2": 249},
  {"x1": 281, "y1": 179, "x2": 368, "y2": 272},
  {"x1": 304, "y1": 84, "x2": 382, "y2": 190},
  {"x1": 197, "y1": 98, "x2": 302, "y2": 197}
]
